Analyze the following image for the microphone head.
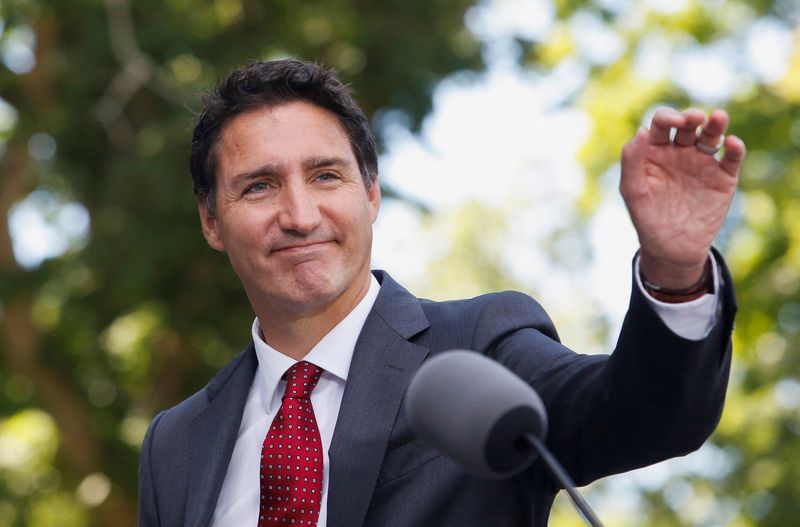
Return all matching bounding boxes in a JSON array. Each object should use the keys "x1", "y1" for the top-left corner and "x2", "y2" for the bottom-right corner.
[{"x1": 404, "y1": 350, "x2": 548, "y2": 479}]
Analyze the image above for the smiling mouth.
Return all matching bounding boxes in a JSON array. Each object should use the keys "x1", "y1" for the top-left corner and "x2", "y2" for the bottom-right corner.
[{"x1": 272, "y1": 241, "x2": 332, "y2": 253}]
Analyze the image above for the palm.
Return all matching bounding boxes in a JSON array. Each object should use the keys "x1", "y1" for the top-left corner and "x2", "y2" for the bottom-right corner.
[
  {"x1": 633, "y1": 144, "x2": 737, "y2": 258},
  {"x1": 620, "y1": 108, "x2": 745, "y2": 285}
]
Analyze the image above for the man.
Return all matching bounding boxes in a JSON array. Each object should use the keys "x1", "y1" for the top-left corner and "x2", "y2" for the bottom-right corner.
[{"x1": 138, "y1": 59, "x2": 745, "y2": 526}]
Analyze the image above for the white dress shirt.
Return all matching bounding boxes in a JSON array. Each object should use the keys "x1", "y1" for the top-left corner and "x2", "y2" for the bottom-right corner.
[
  {"x1": 636, "y1": 254, "x2": 721, "y2": 341},
  {"x1": 212, "y1": 258, "x2": 720, "y2": 526},
  {"x1": 211, "y1": 275, "x2": 381, "y2": 527}
]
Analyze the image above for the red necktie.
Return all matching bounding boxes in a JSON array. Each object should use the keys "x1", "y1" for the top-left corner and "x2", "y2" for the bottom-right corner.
[{"x1": 259, "y1": 361, "x2": 324, "y2": 527}]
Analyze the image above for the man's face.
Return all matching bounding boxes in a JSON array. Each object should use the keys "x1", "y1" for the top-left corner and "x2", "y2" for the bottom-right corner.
[{"x1": 199, "y1": 101, "x2": 380, "y2": 319}]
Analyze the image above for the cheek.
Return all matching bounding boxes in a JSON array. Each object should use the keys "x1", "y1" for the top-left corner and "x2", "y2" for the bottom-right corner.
[
  {"x1": 220, "y1": 211, "x2": 272, "y2": 253},
  {"x1": 222, "y1": 222, "x2": 257, "y2": 248},
  {"x1": 351, "y1": 211, "x2": 375, "y2": 253}
]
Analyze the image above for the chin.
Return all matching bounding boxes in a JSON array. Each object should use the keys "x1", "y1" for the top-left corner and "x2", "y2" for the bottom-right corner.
[
  {"x1": 272, "y1": 288, "x2": 342, "y2": 316},
  {"x1": 257, "y1": 261, "x2": 366, "y2": 314},
  {"x1": 282, "y1": 275, "x2": 344, "y2": 305}
]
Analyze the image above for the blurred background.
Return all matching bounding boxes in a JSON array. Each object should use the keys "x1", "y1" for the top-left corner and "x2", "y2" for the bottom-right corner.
[{"x1": 1, "y1": 0, "x2": 798, "y2": 525}]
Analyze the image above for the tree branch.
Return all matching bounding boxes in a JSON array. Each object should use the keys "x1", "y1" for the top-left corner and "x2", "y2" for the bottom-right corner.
[{"x1": 95, "y1": 0, "x2": 187, "y2": 147}]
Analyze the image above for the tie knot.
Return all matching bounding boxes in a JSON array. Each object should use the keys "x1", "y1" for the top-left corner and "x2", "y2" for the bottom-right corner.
[{"x1": 283, "y1": 361, "x2": 323, "y2": 400}]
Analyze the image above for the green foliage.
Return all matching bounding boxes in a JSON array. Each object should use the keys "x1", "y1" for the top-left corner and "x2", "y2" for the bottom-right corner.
[
  {"x1": 414, "y1": 0, "x2": 800, "y2": 525},
  {"x1": 2, "y1": 0, "x2": 799, "y2": 525},
  {"x1": 0, "y1": 0, "x2": 482, "y2": 524},
  {"x1": 416, "y1": 201, "x2": 527, "y2": 300},
  {"x1": 537, "y1": 0, "x2": 800, "y2": 524}
]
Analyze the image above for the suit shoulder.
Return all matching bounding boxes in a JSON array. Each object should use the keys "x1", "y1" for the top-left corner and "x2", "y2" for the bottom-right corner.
[
  {"x1": 141, "y1": 383, "x2": 212, "y2": 468},
  {"x1": 150, "y1": 386, "x2": 209, "y2": 434},
  {"x1": 143, "y1": 346, "x2": 255, "y2": 444},
  {"x1": 421, "y1": 290, "x2": 559, "y2": 344},
  {"x1": 421, "y1": 290, "x2": 547, "y2": 320}
]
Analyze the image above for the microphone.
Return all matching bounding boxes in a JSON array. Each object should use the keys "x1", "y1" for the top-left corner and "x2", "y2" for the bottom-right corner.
[
  {"x1": 404, "y1": 349, "x2": 547, "y2": 479},
  {"x1": 404, "y1": 350, "x2": 604, "y2": 527}
]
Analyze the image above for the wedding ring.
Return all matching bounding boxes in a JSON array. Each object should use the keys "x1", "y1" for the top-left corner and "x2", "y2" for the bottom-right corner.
[{"x1": 695, "y1": 142, "x2": 720, "y2": 155}]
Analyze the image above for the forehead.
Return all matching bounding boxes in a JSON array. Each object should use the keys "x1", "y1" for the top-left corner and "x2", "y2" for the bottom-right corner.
[{"x1": 215, "y1": 101, "x2": 355, "y2": 179}]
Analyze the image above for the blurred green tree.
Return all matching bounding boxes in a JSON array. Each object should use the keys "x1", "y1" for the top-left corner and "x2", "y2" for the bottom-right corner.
[
  {"x1": 0, "y1": 0, "x2": 482, "y2": 525},
  {"x1": 3, "y1": 0, "x2": 800, "y2": 526},
  {"x1": 409, "y1": 1, "x2": 800, "y2": 525},
  {"x1": 560, "y1": 3, "x2": 800, "y2": 525}
]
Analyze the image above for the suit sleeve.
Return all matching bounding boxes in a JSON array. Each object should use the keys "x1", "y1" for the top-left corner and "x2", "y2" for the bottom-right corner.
[
  {"x1": 138, "y1": 411, "x2": 165, "y2": 527},
  {"x1": 472, "y1": 250, "x2": 736, "y2": 489}
]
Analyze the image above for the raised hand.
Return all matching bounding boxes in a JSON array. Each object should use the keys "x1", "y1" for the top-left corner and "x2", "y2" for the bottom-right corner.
[{"x1": 620, "y1": 108, "x2": 746, "y2": 290}]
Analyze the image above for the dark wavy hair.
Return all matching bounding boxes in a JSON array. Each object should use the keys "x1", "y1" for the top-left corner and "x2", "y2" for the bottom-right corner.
[{"x1": 189, "y1": 59, "x2": 378, "y2": 212}]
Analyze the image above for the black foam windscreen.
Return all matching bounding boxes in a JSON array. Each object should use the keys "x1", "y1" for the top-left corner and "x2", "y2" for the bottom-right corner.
[{"x1": 404, "y1": 350, "x2": 548, "y2": 479}]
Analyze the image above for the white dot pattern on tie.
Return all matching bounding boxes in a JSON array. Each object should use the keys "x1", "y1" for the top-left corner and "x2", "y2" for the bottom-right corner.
[{"x1": 258, "y1": 361, "x2": 323, "y2": 526}]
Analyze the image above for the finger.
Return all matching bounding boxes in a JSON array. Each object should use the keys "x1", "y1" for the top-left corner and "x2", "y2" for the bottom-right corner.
[
  {"x1": 649, "y1": 108, "x2": 684, "y2": 145},
  {"x1": 620, "y1": 127, "x2": 649, "y2": 200},
  {"x1": 719, "y1": 135, "x2": 746, "y2": 177},
  {"x1": 696, "y1": 109, "x2": 729, "y2": 151},
  {"x1": 673, "y1": 108, "x2": 706, "y2": 146}
]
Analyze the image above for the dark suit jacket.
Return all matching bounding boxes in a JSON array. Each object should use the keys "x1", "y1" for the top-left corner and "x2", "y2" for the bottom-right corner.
[{"x1": 139, "y1": 259, "x2": 736, "y2": 527}]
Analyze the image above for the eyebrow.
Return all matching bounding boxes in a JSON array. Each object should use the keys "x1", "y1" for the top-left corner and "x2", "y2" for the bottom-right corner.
[
  {"x1": 231, "y1": 165, "x2": 279, "y2": 184},
  {"x1": 230, "y1": 156, "x2": 353, "y2": 185},
  {"x1": 302, "y1": 156, "x2": 352, "y2": 171}
]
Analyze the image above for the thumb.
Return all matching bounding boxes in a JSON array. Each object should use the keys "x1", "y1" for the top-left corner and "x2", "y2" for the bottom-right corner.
[{"x1": 619, "y1": 127, "x2": 649, "y2": 200}]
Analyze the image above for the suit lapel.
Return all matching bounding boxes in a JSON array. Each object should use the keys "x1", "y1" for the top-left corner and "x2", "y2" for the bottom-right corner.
[
  {"x1": 327, "y1": 271, "x2": 430, "y2": 527},
  {"x1": 186, "y1": 345, "x2": 257, "y2": 527}
]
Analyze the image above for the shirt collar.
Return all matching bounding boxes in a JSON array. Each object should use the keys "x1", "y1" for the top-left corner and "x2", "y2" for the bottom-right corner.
[{"x1": 250, "y1": 274, "x2": 381, "y2": 406}]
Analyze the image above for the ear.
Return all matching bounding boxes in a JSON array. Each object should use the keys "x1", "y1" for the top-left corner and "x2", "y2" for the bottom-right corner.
[
  {"x1": 197, "y1": 198, "x2": 226, "y2": 252},
  {"x1": 367, "y1": 175, "x2": 381, "y2": 223}
]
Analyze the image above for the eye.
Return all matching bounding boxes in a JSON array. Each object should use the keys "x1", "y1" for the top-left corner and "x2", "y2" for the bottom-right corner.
[
  {"x1": 244, "y1": 181, "x2": 269, "y2": 194},
  {"x1": 316, "y1": 171, "x2": 340, "y2": 182}
]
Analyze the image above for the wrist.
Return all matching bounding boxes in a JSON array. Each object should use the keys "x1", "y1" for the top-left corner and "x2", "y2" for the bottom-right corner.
[
  {"x1": 640, "y1": 257, "x2": 713, "y2": 303},
  {"x1": 638, "y1": 247, "x2": 710, "y2": 289}
]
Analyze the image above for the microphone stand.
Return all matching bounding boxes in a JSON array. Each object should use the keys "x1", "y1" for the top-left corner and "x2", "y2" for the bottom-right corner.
[{"x1": 522, "y1": 433, "x2": 605, "y2": 527}]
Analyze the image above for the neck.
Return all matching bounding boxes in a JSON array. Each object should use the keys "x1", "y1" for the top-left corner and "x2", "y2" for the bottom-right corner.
[{"x1": 256, "y1": 273, "x2": 373, "y2": 360}]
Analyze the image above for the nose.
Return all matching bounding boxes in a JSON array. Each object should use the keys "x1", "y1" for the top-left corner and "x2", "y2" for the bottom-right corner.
[{"x1": 276, "y1": 182, "x2": 321, "y2": 234}]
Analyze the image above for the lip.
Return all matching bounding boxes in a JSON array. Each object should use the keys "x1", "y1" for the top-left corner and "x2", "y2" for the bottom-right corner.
[{"x1": 272, "y1": 241, "x2": 332, "y2": 254}]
